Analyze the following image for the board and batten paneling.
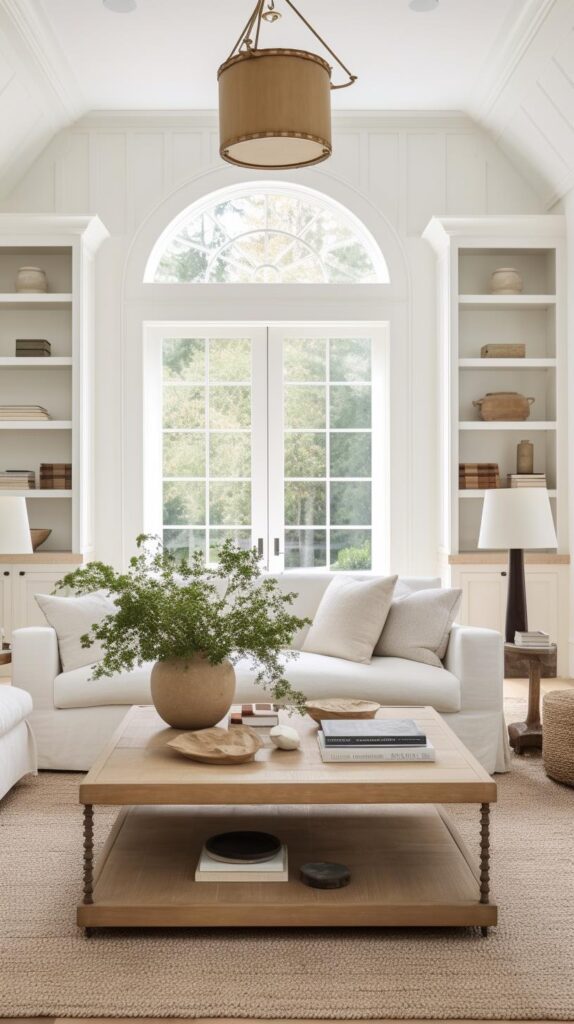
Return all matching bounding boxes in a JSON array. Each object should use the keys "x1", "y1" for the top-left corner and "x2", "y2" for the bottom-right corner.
[{"x1": 0, "y1": 113, "x2": 544, "y2": 572}]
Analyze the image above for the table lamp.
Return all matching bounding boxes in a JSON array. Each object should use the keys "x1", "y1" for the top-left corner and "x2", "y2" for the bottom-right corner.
[
  {"x1": 478, "y1": 488, "x2": 557, "y2": 642},
  {"x1": 0, "y1": 496, "x2": 32, "y2": 555}
]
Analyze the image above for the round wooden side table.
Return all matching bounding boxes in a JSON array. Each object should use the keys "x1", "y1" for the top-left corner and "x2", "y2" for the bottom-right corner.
[{"x1": 504, "y1": 642, "x2": 557, "y2": 754}]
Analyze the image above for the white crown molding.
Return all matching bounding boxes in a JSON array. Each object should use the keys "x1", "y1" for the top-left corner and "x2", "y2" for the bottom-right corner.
[
  {"x1": 469, "y1": 0, "x2": 558, "y2": 127},
  {"x1": 0, "y1": 0, "x2": 85, "y2": 122}
]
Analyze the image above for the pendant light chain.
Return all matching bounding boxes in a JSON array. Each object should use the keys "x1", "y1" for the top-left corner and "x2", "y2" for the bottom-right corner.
[{"x1": 226, "y1": 0, "x2": 357, "y2": 88}]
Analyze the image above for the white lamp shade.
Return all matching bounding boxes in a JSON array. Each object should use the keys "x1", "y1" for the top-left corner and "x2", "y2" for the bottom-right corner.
[
  {"x1": 0, "y1": 496, "x2": 32, "y2": 554},
  {"x1": 478, "y1": 488, "x2": 557, "y2": 550}
]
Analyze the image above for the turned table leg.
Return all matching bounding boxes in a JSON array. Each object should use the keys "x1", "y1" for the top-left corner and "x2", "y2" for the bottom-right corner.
[
  {"x1": 83, "y1": 804, "x2": 94, "y2": 906},
  {"x1": 479, "y1": 802, "x2": 490, "y2": 937}
]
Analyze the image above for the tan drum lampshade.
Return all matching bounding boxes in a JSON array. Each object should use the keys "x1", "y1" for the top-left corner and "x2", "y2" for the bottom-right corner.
[
  {"x1": 218, "y1": 49, "x2": 332, "y2": 170},
  {"x1": 218, "y1": 0, "x2": 356, "y2": 171}
]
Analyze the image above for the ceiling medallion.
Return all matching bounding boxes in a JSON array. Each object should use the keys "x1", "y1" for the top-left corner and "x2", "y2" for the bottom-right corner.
[{"x1": 218, "y1": 0, "x2": 357, "y2": 171}]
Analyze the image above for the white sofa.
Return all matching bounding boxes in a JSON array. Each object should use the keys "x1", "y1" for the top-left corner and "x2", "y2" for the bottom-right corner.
[
  {"x1": 0, "y1": 687, "x2": 37, "y2": 801},
  {"x1": 11, "y1": 573, "x2": 511, "y2": 774}
]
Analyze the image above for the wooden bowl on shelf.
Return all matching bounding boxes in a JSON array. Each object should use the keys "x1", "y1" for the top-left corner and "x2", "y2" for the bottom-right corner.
[
  {"x1": 30, "y1": 528, "x2": 52, "y2": 551},
  {"x1": 305, "y1": 698, "x2": 381, "y2": 723}
]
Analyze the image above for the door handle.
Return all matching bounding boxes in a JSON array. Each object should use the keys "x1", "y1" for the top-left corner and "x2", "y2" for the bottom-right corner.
[
  {"x1": 257, "y1": 537, "x2": 264, "y2": 559},
  {"x1": 273, "y1": 537, "x2": 283, "y2": 557}
]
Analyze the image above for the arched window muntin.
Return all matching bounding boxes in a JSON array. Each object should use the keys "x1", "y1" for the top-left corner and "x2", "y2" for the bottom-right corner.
[{"x1": 144, "y1": 182, "x2": 390, "y2": 286}]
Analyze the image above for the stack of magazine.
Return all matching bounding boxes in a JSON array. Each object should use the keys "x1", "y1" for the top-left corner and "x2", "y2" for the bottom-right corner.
[
  {"x1": 195, "y1": 844, "x2": 288, "y2": 882},
  {"x1": 317, "y1": 718, "x2": 436, "y2": 762},
  {"x1": 514, "y1": 630, "x2": 551, "y2": 649}
]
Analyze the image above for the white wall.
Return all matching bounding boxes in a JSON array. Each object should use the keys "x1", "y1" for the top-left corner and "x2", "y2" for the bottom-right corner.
[{"x1": 1, "y1": 111, "x2": 546, "y2": 572}]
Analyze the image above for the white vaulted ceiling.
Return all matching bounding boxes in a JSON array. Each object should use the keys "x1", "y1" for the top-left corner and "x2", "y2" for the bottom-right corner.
[{"x1": 0, "y1": 0, "x2": 573, "y2": 205}]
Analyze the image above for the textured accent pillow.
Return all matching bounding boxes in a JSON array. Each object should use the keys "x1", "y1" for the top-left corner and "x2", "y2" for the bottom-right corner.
[
  {"x1": 374, "y1": 588, "x2": 462, "y2": 666},
  {"x1": 35, "y1": 590, "x2": 116, "y2": 673},
  {"x1": 302, "y1": 575, "x2": 398, "y2": 664}
]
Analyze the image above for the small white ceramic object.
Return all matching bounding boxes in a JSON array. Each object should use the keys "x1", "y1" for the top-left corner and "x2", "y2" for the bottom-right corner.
[
  {"x1": 269, "y1": 724, "x2": 301, "y2": 750},
  {"x1": 15, "y1": 267, "x2": 48, "y2": 293},
  {"x1": 489, "y1": 267, "x2": 523, "y2": 295}
]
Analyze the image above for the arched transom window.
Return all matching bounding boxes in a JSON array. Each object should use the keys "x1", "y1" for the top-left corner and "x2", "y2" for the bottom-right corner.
[{"x1": 145, "y1": 184, "x2": 389, "y2": 285}]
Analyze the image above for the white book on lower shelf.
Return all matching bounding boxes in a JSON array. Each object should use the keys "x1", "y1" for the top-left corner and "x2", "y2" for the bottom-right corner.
[{"x1": 195, "y1": 844, "x2": 288, "y2": 882}]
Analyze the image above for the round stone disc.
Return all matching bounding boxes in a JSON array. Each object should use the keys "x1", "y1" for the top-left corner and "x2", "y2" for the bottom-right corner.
[
  {"x1": 205, "y1": 830, "x2": 281, "y2": 864},
  {"x1": 300, "y1": 861, "x2": 351, "y2": 889}
]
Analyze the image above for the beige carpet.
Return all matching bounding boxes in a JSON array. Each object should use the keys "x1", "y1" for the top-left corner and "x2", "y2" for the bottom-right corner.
[{"x1": 1, "y1": 699, "x2": 574, "y2": 1020}]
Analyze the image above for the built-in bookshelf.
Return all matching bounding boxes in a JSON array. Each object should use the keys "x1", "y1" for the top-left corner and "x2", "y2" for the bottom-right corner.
[{"x1": 0, "y1": 216, "x2": 108, "y2": 557}]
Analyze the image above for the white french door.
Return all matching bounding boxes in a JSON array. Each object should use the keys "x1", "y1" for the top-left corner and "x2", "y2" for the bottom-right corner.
[{"x1": 144, "y1": 322, "x2": 388, "y2": 572}]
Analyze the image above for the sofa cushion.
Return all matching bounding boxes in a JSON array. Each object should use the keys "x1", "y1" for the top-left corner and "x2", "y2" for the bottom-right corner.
[
  {"x1": 235, "y1": 651, "x2": 461, "y2": 714},
  {"x1": 0, "y1": 686, "x2": 33, "y2": 738},
  {"x1": 302, "y1": 574, "x2": 398, "y2": 663},
  {"x1": 53, "y1": 650, "x2": 461, "y2": 714},
  {"x1": 54, "y1": 662, "x2": 154, "y2": 709},
  {"x1": 35, "y1": 590, "x2": 116, "y2": 673},
  {"x1": 374, "y1": 588, "x2": 462, "y2": 667}
]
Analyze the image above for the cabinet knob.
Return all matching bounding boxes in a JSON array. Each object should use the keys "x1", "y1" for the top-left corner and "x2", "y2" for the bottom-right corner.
[
  {"x1": 501, "y1": 571, "x2": 507, "y2": 577},
  {"x1": 18, "y1": 570, "x2": 25, "y2": 577},
  {"x1": 3, "y1": 571, "x2": 9, "y2": 577}
]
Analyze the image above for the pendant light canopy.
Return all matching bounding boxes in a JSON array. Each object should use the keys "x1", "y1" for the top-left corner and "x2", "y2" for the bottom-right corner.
[{"x1": 218, "y1": 0, "x2": 357, "y2": 171}]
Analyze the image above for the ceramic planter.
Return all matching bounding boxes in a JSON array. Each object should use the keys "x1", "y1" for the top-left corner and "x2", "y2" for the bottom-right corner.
[
  {"x1": 15, "y1": 266, "x2": 48, "y2": 293},
  {"x1": 489, "y1": 267, "x2": 523, "y2": 295},
  {"x1": 150, "y1": 654, "x2": 236, "y2": 729}
]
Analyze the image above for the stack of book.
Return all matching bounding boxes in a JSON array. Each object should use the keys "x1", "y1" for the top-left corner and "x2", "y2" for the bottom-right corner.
[
  {"x1": 0, "y1": 470, "x2": 35, "y2": 490},
  {"x1": 514, "y1": 630, "x2": 551, "y2": 649},
  {"x1": 317, "y1": 718, "x2": 436, "y2": 762},
  {"x1": 230, "y1": 702, "x2": 279, "y2": 727},
  {"x1": 0, "y1": 405, "x2": 51, "y2": 421},
  {"x1": 459, "y1": 463, "x2": 500, "y2": 489},
  {"x1": 40, "y1": 463, "x2": 72, "y2": 489},
  {"x1": 195, "y1": 843, "x2": 288, "y2": 882},
  {"x1": 15, "y1": 339, "x2": 51, "y2": 358},
  {"x1": 508, "y1": 474, "x2": 547, "y2": 488}
]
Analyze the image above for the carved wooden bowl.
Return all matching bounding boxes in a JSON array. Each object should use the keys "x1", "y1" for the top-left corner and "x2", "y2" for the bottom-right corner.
[
  {"x1": 30, "y1": 528, "x2": 52, "y2": 550},
  {"x1": 305, "y1": 698, "x2": 381, "y2": 723},
  {"x1": 168, "y1": 725, "x2": 264, "y2": 765}
]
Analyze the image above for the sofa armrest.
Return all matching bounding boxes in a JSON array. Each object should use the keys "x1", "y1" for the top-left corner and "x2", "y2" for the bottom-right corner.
[
  {"x1": 443, "y1": 624, "x2": 504, "y2": 713},
  {"x1": 11, "y1": 627, "x2": 61, "y2": 712}
]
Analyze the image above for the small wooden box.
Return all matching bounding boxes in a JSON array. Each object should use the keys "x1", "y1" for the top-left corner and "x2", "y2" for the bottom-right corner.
[{"x1": 480, "y1": 344, "x2": 525, "y2": 358}]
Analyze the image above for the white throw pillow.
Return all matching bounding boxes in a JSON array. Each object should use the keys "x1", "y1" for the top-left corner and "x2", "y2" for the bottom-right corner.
[
  {"x1": 374, "y1": 588, "x2": 462, "y2": 667},
  {"x1": 302, "y1": 575, "x2": 398, "y2": 664},
  {"x1": 35, "y1": 590, "x2": 116, "y2": 673}
]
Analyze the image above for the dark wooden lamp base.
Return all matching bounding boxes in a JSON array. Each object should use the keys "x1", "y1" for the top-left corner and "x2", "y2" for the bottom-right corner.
[{"x1": 505, "y1": 548, "x2": 527, "y2": 643}]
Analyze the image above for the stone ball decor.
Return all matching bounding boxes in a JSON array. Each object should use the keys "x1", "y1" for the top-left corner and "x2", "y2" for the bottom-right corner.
[{"x1": 269, "y1": 723, "x2": 301, "y2": 750}]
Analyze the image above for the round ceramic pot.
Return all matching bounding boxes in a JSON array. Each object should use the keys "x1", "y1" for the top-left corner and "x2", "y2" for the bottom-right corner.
[
  {"x1": 15, "y1": 266, "x2": 48, "y2": 293},
  {"x1": 489, "y1": 267, "x2": 523, "y2": 295},
  {"x1": 150, "y1": 654, "x2": 235, "y2": 730}
]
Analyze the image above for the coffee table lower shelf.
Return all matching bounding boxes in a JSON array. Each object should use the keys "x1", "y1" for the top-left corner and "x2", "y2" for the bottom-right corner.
[{"x1": 77, "y1": 804, "x2": 496, "y2": 930}]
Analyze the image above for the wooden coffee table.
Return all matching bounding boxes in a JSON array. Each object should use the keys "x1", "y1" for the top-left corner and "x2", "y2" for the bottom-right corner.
[{"x1": 78, "y1": 705, "x2": 497, "y2": 934}]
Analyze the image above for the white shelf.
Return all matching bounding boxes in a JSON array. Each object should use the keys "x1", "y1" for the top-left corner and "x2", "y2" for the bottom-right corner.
[
  {"x1": 0, "y1": 489, "x2": 72, "y2": 498},
  {"x1": 0, "y1": 357, "x2": 72, "y2": 368},
  {"x1": 459, "y1": 489, "x2": 557, "y2": 499},
  {"x1": 459, "y1": 421, "x2": 556, "y2": 431},
  {"x1": 0, "y1": 420, "x2": 72, "y2": 429},
  {"x1": 0, "y1": 293, "x2": 72, "y2": 309},
  {"x1": 458, "y1": 294, "x2": 556, "y2": 310},
  {"x1": 459, "y1": 358, "x2": 556, "y2": 369}
]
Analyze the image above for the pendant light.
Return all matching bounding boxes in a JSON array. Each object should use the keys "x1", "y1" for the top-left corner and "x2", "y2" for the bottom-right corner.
[{"x1": 218, "y1": 0, "x2": 357, "y2": 171}]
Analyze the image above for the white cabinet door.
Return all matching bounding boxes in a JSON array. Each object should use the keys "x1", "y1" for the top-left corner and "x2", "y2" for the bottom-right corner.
[
  {"x1": 0, "y1": 568, "x2": 12, "y2": 640},
  {"x1": 11, "y1": 570, "x2": 63, "y2": 632},
  {"x1": 525, "y1": 572, "x2": 559, "y2": 643},
  {"x1": 456, "y1": 570, "x2": 506, "y2": 633}
]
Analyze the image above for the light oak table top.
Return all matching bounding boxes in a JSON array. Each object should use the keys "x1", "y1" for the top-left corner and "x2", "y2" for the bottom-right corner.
[{"x1": 80, "y1": 704, "x2": 496, "y2": 806}]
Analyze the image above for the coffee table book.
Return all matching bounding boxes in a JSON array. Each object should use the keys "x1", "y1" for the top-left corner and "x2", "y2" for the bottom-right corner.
[
  {"x1": 78, "y1": 705, "x2": 497, "y2": 933},
  {"x1": 195, "y1": 844, "x2": 288, "y2": 882},
  {"x1": 321, "y1": 718, "x2": 426, "y2": 746},
  {"x1": 317, "y1": 732, "x2": 436, "y2": 762}
]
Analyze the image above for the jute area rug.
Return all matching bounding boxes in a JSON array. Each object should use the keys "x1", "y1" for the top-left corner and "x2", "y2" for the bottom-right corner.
[{"x1": 1, "y1": 697, "x2": 573, "y2": 1020}]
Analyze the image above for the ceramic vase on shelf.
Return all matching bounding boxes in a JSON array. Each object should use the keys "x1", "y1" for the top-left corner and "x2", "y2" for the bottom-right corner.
[
  {"x1": 489, "y1": 267, "x2": 523, "y2": 295},
  {"x1": 150, "y1": 653, "x2": 236, "y2": 729},
  {"x1": 15, "y1": 266, "x2": 48, "y2": 293},
  {"x1": 517, "y1": 439, "x2": 534, "y2": 474}
]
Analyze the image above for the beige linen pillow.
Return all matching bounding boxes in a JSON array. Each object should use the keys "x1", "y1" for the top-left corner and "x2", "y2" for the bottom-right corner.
[
  {"x1": 374, "y1": 588, "x2": 462, "y2": 667},
  {"x1": 302, "y1": 574, "x2": 398, "y2": 664},
  {"x1": 35, "y1": 589, "x2": 116, "y2": 673}
]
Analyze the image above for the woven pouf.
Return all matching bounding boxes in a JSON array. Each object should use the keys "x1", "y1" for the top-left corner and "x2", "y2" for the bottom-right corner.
[{"x1": 543, "y1": 690, "x2": 574, "y2": 786}]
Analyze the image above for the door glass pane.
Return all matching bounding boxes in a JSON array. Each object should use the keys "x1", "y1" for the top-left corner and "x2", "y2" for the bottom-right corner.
[
  {"x1": 280, "y1": 336, "x2": 374, "y2": 570},
  {"x1": 162, "y1": 337, "x2": 254, "y2": 562}
]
